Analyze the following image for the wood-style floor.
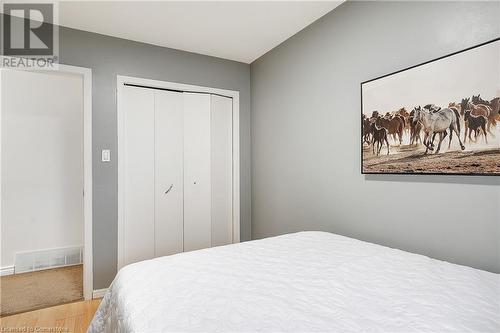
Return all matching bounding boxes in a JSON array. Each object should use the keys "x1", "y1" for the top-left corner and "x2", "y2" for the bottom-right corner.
[{"x1": 0, "y1": 299, "x2": 100, "y2": 333}]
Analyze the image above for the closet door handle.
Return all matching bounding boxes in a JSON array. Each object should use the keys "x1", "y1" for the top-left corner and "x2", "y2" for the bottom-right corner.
[{"x1": 165, "y1": 184, "x2": 173, "y2": 194}]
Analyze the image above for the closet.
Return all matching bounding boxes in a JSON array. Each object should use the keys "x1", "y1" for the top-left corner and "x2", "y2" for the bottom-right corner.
[{"x1": 119, "y1": 83, "x2": 235, "y2": 269}]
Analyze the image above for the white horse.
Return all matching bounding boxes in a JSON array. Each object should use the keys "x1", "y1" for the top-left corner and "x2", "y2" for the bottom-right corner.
[{"x1": 413, "y1": 106, "x2": 464, "y2": 154}]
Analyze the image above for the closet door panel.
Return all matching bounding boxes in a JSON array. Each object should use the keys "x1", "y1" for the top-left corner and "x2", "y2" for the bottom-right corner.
[
  {"x1": 183, "y1": 93, "x2": 211, "y2": 251},
  {"x1": 210, "y1": 95, "x2": 233, "y2": 246},
  {"x1": 154, "y1": 90, "x2": 184, "y2": 257},
  {"x1": 122, "y1": 86, "x2": 155, "y2": 266}
]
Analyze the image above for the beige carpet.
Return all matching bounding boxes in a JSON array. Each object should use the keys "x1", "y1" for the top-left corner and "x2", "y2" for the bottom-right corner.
[{"x1": 0, "y1": 265, "x2": 83, "y2": 317}]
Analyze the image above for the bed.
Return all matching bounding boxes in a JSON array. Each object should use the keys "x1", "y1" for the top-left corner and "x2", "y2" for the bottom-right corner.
[{"x1": 89, "y1": 231, "x2": 499, "y2": 332}]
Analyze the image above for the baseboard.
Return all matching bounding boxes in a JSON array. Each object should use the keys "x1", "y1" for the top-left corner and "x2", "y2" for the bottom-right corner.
[
  {"x1": 0, "y1": 266, "x2": 15, "y2": 276},
  {"x1": 92, "y1": 288, "x2": 108, "y2": 299}
]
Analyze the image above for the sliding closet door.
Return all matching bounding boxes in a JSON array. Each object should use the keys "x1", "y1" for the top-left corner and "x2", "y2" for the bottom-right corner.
[
  {"x1": 210, "y1": 95, "x2": 233, "y2": 246},
  {"x1": 154, "y1": 90, "x2": 184, "y2": 256},
  {"x1": 122, "y1": 86, "x2": 155, "y2": 265},
  {"x1": 183, "y1": 93, "x2": 211, "y2": 251}
]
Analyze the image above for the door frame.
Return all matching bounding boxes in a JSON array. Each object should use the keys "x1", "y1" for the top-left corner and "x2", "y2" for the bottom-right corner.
[
  {"x1": 0, "y1": 62, "x2": 93, "y2": 300},
  {"x1": 116, "y1": 75, "x2": 240, "y2": 270}
]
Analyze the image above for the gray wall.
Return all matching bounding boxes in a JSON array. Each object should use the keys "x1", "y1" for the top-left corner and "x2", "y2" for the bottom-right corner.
[
  {"x1": 58, "y1": 28, "x2": 251, "y2": 289},
  {"x1": 251, "y1": 1, "x2": 500, "y2": 273}
]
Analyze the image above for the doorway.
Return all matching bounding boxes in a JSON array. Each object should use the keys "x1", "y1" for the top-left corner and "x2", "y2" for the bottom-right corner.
[{"x1": 0, "y1": 64, "x2": 92, "y2": 316}]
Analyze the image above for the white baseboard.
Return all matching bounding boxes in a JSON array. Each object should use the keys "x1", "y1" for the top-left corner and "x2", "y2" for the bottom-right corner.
[
  {"x1": 92, "y1": 288, "x2": 108, "y2": 299},
  {"x1": 1, "y1": 266, "x2": 14, "y2": 276}
]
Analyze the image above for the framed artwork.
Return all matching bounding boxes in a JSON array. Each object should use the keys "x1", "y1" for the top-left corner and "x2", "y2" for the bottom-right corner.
[{"x1": 361, "y1": 38, "x2": 500, "y2": 175}]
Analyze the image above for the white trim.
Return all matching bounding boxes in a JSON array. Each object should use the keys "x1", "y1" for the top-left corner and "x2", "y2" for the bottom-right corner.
[
  {"x1": 0, "y1": 63, "x2": 93, "y2": 300},
  {"x1": 92, "y1": 288, "x2": 108, "y2": 299},
  {"x1": 0, "y1": 266, "x2": 14, "y2": 276},
  {"x1": 232, "y1": 92, "x2": 241, "y2": 244},
  {"x1": 116, "y1": 75, "x2": 241, "y2": 270},
  {"x1": 0, "y1": 69, "x2": 3, "y2": 279},
  {"x1": 82, "y1": 65, "x2": 93, "y2": 301}
]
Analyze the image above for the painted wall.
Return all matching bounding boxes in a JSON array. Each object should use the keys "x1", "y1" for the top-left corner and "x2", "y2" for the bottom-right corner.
[
  {"x1": 58, "y1": 27, "x2": 251, "y2": 288},
  {"x1": 251, "y1": 1, "x2": 500, "y2": 273},
  {"x1": 1, "y1": 70, "x2": 84, "y2": 268}
]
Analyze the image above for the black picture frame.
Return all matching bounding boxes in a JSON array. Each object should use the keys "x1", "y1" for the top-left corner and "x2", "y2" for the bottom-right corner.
[{"x1": 361, "y1": 37, "x2": 500, "y2": 176}]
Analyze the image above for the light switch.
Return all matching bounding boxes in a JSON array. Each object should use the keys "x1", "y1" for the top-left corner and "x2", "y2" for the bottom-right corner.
[{"x1": 101, "y1": 149, "x2": 111, "y2": 162}]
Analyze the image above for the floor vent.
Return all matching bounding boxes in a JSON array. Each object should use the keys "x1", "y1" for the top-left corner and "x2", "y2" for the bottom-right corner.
[{"x1": 14, "y1": 246, "x2": 83, "y2": 274}]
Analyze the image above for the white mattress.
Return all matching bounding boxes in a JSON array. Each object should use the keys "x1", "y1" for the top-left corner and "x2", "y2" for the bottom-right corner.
[{"x1": 89, "y1": 232, "x2": 499, "y2": 332}]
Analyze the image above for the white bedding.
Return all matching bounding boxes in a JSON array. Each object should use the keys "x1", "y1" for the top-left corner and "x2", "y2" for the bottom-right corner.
[{"x1": 89, "y1": 232, "x2": 499, "y2": 332}]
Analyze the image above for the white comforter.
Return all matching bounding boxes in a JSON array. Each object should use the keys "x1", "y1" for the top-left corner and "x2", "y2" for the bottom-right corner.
[{"x1": 89, "y1": 232, "x2": 499, "y2": 332}]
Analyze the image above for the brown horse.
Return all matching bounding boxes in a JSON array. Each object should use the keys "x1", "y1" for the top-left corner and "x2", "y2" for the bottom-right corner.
[
  {"x1": 472, "y1": 95, "x2": 500, "y2": 132},
  {"x1": 379, "y1": 115, "x2": 405, "y2": 145},
  {"x1": 472, "y1": 94, "x2": 488, "y2": 105},
  {"x1": 397, "y1": 107, "x2": 411, "y2": 135},
  {"x1": 464, "y1": 110, "x2": 488, "y2": 143},
  {"x1": 397, "y1": 107, "x2": 409, "y2": 118},
  {"x1": 409, "y1": 108, "x2": 422, "y2": 145},
  {"x1": 362, "y1": 115, "x2": 372, "y2": 144},
  {"x1": 461, "y1": 98, "x2": 489, "y2": 117},
  {"x1": 371, "y1": 117, "x2": 390, "y2": 156},
  {"x1": 461, "y1": 97, "x2": 493, "y2": 139},
  {"x1": 471, "y1": 103, "x2": 493, "y2": 136}
]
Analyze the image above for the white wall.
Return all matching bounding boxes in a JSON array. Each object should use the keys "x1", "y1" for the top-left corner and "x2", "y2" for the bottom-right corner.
[
  {"x1": 1, "y1": 70, "x2": 84, "y2": 268},
  {"x1": 251, "y1": 1, "x2": 500, "y2": 273}
]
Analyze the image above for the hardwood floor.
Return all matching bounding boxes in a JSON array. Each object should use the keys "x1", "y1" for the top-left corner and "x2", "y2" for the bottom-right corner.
[{"x1": 0, "y1": 299, "x2": 100, "y2": 333}]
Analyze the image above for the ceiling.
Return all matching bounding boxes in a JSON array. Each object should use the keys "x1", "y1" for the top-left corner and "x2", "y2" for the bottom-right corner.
[{"x1": 56, "y1": 1, "x2": 342, "y2": 63}]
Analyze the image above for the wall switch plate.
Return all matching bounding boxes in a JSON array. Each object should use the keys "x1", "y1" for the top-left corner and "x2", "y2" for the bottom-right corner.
[{"x1": 101, "y1": 149, "x2": 111, "y2": 162}]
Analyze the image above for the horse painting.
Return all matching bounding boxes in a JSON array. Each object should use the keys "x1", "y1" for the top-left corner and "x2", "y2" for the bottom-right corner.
[{"x1": 361, "y1": 39, "x2": 500, "y2": 175}]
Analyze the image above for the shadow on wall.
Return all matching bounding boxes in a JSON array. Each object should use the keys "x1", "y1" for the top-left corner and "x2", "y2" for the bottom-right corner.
[{"x1": 365, "y1": 174, "x2": 500, "y2": 186}]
